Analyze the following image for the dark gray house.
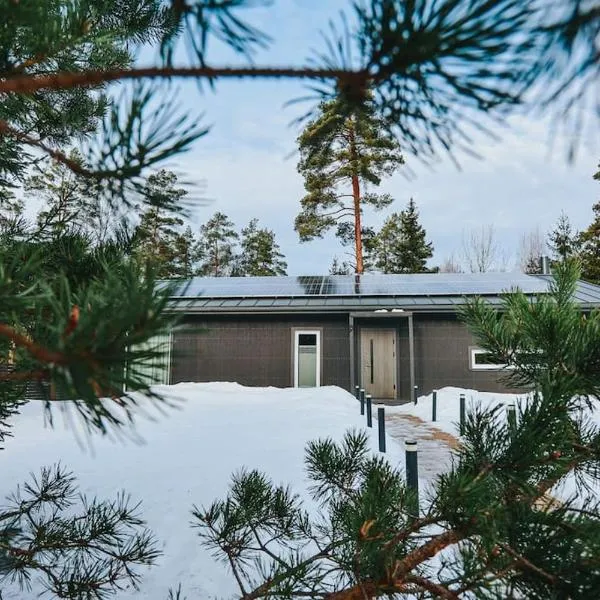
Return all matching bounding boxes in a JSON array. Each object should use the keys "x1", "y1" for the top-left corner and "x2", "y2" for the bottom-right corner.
[{"x1": 158, "y1": 272, "x2": 600, "y2": 402}]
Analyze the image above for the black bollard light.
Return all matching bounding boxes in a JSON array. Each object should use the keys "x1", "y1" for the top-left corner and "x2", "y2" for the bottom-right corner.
[
  {"x1": 459, "y1": 393, "x2": 466, "y2": 436},
  {"x1": 432, "y1": 390, "x2": 437, "y2": 422},
  {"x1": 405, "y1": 440, "x2": 419, "y2": 518},
  {"x1": 366, "y1": 394, "x2": 372, "y2": 427},
  {"x1": 360, "y1": 388, "x2": 365, "y2": 415},
  {"x1": 377, "y1": 407, "x2": 386, "y2": 452}
]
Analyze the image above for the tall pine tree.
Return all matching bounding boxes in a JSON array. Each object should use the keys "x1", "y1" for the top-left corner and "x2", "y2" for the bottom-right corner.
[
  {"x1": 548, "y1": 211, "x2": 579, "y2": 262},
  {"x1": 133, "y1": 170, "x2": 187, "y2": 278},
  {"x1": 295, "y1": 97, "x2": 404, "y2": 274},
  {"x1": 375, "y1": 199, "x2": 433, "y2": 273},
  {"x1": 171, "y1": 225, "x2": 202, "y2": 279},
  {"x1": 239, "y1": 219, "x2": 287, "y2": 276},
  {"x1": 197, "y1": 212, "x2": 239, "y2": 276}
]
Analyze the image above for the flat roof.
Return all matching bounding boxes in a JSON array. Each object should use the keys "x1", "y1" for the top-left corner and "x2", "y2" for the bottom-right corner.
[{"x1": 166, "y1": 273, "x2": 600, "y2": 314}]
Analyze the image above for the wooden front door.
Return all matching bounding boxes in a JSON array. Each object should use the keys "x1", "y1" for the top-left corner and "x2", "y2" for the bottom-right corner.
[{"x1": 360, "y1": 329, "x2": 397, "y2": 400}]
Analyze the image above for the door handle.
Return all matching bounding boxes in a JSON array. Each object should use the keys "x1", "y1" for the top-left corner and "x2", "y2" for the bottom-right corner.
[{"x1": 370, "y1": 339, "x2": 374, "y2": 384}]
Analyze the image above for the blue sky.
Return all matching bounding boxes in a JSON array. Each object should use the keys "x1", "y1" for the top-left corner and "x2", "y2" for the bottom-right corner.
[{"x1": 151, "y1": 0, "x2": 598, "y2": 274}]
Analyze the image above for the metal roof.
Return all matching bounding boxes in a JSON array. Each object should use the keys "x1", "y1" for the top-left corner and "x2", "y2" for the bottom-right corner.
[{"x1": 167, "y1": 273, "x2": 600, "y2": 314}]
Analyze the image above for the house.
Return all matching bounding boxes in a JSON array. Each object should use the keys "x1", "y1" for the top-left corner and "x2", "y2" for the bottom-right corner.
[{"x1": 156, "y1": 272, "x2": 600, "y2": 403}]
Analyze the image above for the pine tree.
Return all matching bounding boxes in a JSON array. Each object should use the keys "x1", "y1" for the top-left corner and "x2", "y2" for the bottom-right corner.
[
  {"x1": 375, "y1": 199, "x2": 434, "y2": 273},
  {"x1": 548, "y1": 212, "x2": 579, "y2": 262},
  {"x1": 295, "y1": 97, "x2": 404, "y2": 274},
  {"x1": 197, "y1": 212, "x2": 239, "y2": 277},
  {"x1": 577, "y1": 166, "x2": 600, "y2": 283},
  {"x1": 578, "y1": 202, "x2": 600, "y2": 283},
  {"x1": 239, "y1": 219, "x2": 287, "y2": 276},
  {"x1": 133, "y1": 170, "x2": 188, "y2": 278},
  {"x1": 171, "y1": 225, "x2": 202, "y2": 279},
  {"x1": 25, "y1": 150, "x2": 95, "y2": 239},
  {"x1": 335, "y1": 222, "x2": 379, "y2": 272}
]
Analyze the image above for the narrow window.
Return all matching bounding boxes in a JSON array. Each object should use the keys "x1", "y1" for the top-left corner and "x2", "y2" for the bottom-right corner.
[
  {"x1": 469, "y1": 348, "x2": 508, "y2": 371},
  {"x1": 294, "y1": 330, "x2": 321, "y2": 387}
]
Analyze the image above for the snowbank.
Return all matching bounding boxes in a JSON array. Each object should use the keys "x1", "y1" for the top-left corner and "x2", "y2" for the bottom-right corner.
[
  {"x1": 1, "y1": 383, "x2": 403, "y2": 599},
  {"x1": 384, "y1": 386, "x2": 530, "y2": 436}
]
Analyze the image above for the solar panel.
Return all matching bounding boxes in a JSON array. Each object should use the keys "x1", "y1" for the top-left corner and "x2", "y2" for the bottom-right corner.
[{"x1": 170, "y1": 273, "x2": 550, "y2": 299}]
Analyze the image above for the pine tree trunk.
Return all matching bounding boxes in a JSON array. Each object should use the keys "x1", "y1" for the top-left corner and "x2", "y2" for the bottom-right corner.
[{"x1": 348, "y1": 121, "x2": 364, "y2": 274}]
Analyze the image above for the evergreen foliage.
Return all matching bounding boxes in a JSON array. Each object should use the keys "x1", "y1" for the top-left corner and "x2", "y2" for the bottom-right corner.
[
  {"x1": 197, "y1": 212, "x2": 239, "y2": 277},
  {"x1": 578, "y1": 169, "x2": 600, "y2": 283},
  {"x1": 375, "y1": 198, "x2": 433, "y2": 273},
  {"x1": 1, "y1": 0, "x2": 599, "y2": 596},
  {"x1": 26, "y1": 150, "x2": 102, "y2": 240},
  {"x1": 329, "y1": 256, "x2": 352, "y2": 275},
  {"x1": 239, "y1": 219, "x2": 287, "y2": 276},
  {"x1": 295, "y1": 97, "x2": 404, "y2": 273},
  {"x1": 548, "y1": 212, "x2": 579, "y2": 263},
  {"x1": 133, "y1": 170, "x2": 189, "y2": 278},
  {"x1": 171, "y1": 225, "x2": 202, "y2": 279},
  {"x1": 196, "y1": 259, "x2": 600, "y2": 598},
  {"x1": 335, "y1": 222, "x2": 379, "y2": 272},
  {"x1": 0, "y1": 188, "x2": 25, "y2": 237}
]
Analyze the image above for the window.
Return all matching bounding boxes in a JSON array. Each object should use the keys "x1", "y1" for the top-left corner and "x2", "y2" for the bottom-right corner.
[
  {"x1": 294, "y1": 330, "x2": 321, "y2": 387},
  {"x1": 469, "y1": 347, "x2": 509, "y2": 371}
]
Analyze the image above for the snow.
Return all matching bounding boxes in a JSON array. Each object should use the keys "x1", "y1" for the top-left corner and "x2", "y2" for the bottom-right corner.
[
  {"x1": 385, "y1": 387, "x2": 600, "y2": 505},
  {"x1": 1, "y1": 383, "x2": 406, "y2": 599},
  {"x1": 2, "y1": 383, "x2": 599, "y2": 598},
  {"x1": 384, "y1": 386, "x2": 530, "y2": 437}
]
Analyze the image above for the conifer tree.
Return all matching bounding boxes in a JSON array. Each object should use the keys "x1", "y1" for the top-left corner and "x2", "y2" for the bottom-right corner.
[
  {"x1": 578, "y1": 203, "x2": 600, "y2": 283},
  {"x1": 26, "y1": 150, "x2": 97, "y2": 239},
  {"x1": 336, "y1": 222, "x2": 379, "y2": 272},
  {"x1": 197, "y1": 212, "x2": 239, "y2": 277},
  {"x1": 171, "y1": 225, "x2": 202, "y2": 279},
  {"x1": 375, "y1": 199, "x2": 434, "y2": 273},
  {"x1": 239, "y1": 219, "x2": 287, "y2": 276},
  {"x1": 577, "y1": 165, "x2": 600, "y2": 283},
  {"x1": 133, "y1": 170, "x2": 187, "y2": 278},
  {"x1": 548, "y1": 212, "x2": 579, "y2": 262},
  {"x1": 295, "y1": 97, "x2": 404, "y2": 274}
]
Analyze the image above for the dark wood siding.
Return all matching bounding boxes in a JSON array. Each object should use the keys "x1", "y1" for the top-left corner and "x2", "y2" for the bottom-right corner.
[
  {"x1": 401, "y1": 313, "x2": 520, "y2": 397},
  {"x1": 171, "y1": 315, "x2": 350, "y2": 389}
]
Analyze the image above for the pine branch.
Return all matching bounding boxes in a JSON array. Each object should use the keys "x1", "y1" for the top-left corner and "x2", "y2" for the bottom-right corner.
[
  {"x1": 0, "y1": 323, "x2": 65, "y2": 365},
  {"x1": 404, "y1": 574, "x2": 460, "y2": 600},
  {"x1": 498, "y1": 543, "x2": 557, "y2": 584},
  {"x1": 0, "y1": 65, "x2": 370, "y2": 95}
]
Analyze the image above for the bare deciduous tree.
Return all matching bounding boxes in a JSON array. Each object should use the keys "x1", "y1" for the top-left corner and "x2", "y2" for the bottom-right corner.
[
  {"x1": 461, "y1": 225, "x2": 508, "y2": 272},
  {"x1": 518, "y1": 227, "x2": 546, "y2": 273},
  {"x1": 438, "y1": 253, "x2": 463, "y2": 273}
]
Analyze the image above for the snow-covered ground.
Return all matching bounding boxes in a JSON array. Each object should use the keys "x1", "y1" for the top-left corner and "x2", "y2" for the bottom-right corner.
[
  {"x1": 384, "y1": 386, "x2": 530, "y2": 436},
  {"x1": 2, "y1": 383, "x2": 598, "y2": 598},
  {"x1": 1, "y1": 383, "x2": 407, "y2": 599}
]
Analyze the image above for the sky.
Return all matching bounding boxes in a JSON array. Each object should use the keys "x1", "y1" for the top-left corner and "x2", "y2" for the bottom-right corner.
[{"x1": 30, "y1": 0, "x2": 600, "y2": 275}]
